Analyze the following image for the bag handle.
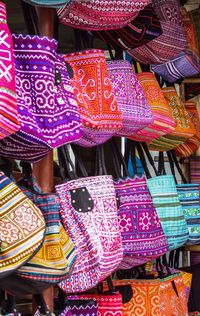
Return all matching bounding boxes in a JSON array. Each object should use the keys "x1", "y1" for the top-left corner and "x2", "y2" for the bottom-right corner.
[
  {"x1": 58, "y1": 146, "x2": 78, "y2": 181},
  {"x1": 124, "y1": 139, "x2": 137, "y2": 175},
  {"x1": 33, "y1": 294, "x2": 53, "y2": 316},
  {"x1": 95, "y1": 145, "x2": 107, "y2": 176},
  {"x1": 158, "y1": 151, "x2": 167, "y2": 176},
  {"x1": 109, "y1": 138, "x2": 130, "y2": 178},
  {"x1": 70, "y1": 145, "x2": 89, "y2": 178},
  {"x1": 170, "y1": 150, "x2": 187, "y2": 184}
]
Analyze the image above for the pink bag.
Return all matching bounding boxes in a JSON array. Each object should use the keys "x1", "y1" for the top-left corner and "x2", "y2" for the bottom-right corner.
[
  {"x1": 107, "y1": 60, "x2": 154, "y2": 137},
  {"x1": 57, "y1": 0, "x2": 151, "y2": 31},
  {"x1": 56, "y1": 146, "x2": 123, "y2": 293}
]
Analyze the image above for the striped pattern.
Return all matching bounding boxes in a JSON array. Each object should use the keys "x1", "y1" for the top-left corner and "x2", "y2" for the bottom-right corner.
[
  {"x1": 190, "y1": 156, "x2": 200, "y2": 184},
  {"x1": 22, "y1": 0, "x2": 69, "y2": 7},
  {"x1": 175, "y1": 102, "x2": 200, "y2": 158},
  {"x1": 0, "y1": 171, "x2": 45, "y2": 278},
  {"x1": 56, "y1": 175, "x2": 123, "y2": 293},
  {"x1": 0, "y1": 2, "x2": 20, "y2": 140},
  {"x1": 17, "y1": 179, "x2": 77, "y2": 283},
  {"x1": 152, "y1": 49, "x2": 200, "y2": 83},
  {"x1": 147, "y1": 175, "x2": 189, "y2": 250},
  {"x1": 148, "y1": 87, "x2": 196, "y2": 151},
  {"x1": 177, "y1": 183, "x2": 200, "y2": 245}
]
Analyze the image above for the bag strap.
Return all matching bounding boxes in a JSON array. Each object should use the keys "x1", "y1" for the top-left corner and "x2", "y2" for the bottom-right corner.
[
  {"x1": 95, "y1": 145, "x2": 107, "y2": 176},
  {"x1": 134, "y1": 142, "x2": 152, "y2": 179},
  {"x1": 33, "y1": 294, "x2": 54, "y2": 316},
  {"x1": 57, "y1": 146, "x2": 78, "y2": 181},
  {"x1": 158, "y1": 151, "x2": 167, "y2": 176},
  {"x1": 124, "y1": 139, "x2": 137, "y2": 175},
  {"x1": 171, "y1": 150, "x2": 187, "y2": 184},
  {"x1": 109, "y1": 138, "x2": 130, "y2": 178},
  {"x1": 71, "y1": 145, "x2": 89, "y2": 178}
]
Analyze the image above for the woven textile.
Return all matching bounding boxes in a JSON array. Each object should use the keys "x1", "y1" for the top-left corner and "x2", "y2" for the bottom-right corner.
[
  {"x1": 104, "y1": 275, "x2": 188, "y2": 316},
  {"x1": 65, "y1": 50, "x2": 122, "y2": 147},
  {"x1": 175, "y1": 102, "x2": 200, "y2": 157},
  {"x1": 177, "y1": 184, "x2": 200, "y2": 245},
  {"x1": 73, "y1": 294, "x2": 123, "y2": 316},
  {"x1": 57, "y1": 0, "x2": 151, "y2": 31},
  {"x1": 149, "y1": 86, "x2": 195, "y2": 151},
  {"x1": 56, "y1": 175, "x2": 123, "y2": 293},
  {"x1": 130, "y1": 72, "x2": 175, "y2": 142},
  {"x1": 22, "y1": 0, "x2": 69, "y2": 7},
  {"x1": 0, "y1": 172, "x2": 45, "y2": 278},
  {"x1": 61, "y1": 300, "x2": 98, "y2": 316},
  {"x1": 114, "y1": 175, "x2": 168, "y2": 269},
  {"x1": 0, "y1": 3, "x2": 20, "y2": 140},
  {"x1": 152, "y1": 49, "x2": 200, "y2": 83},
  {"x1": 146, "y1": 175, "x2": 189, "y2": 250},
  {"x1": 92, "y1": 4, "x2": 162, "y2": 51},
  {"x1": 0, "y1": 34, "x2": 83, "y2": 162},
  {"x1": 129, "y1": 0, "x2": 187, "y2": 64},
  {"x1": 190, "y1": 156, "x2": 200, "y2": 185},
  {"x1": 17, "y1": 177, "x2": 77, "y2": 283},
  {"x1": 181, "y1": 7, "x2": 199, "y2": 55},
  {"x1": 107, "y1": 60, "x2": 153, "y2": 137}
]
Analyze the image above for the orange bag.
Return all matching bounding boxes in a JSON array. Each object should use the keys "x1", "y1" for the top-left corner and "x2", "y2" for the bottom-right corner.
[
  {"x1": 130, "y1": 72, "x2": 176, "y2": 142},
  {"x1": 148, "y1": 86, "x2": 196, "y2": 151},
  {"x1": 175, "y1": 101, "x2": 200, "y2": 157}
]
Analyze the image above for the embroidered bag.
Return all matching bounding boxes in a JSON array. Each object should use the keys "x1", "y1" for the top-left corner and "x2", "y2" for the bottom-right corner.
[
  {"x1": 16, "y1": 170, "x2": 77, "y2": 284},
  {"x1": 64, "y1": 50, "x2": 122, "y2": 147},
  {"x1": 0, "y1": 3, "x2": 20, "y2": 140},
  {"x1": 175, "y1": 102, "x2": 200, "y2": 158},
  {"x1": 57, "y1": 0, "x2": 151, "y2": 31},
  {"x1": 61, "y1": 299, "x2": 98, "y2": 316},
  {"x1": 92, "y1": 3, "x2": 162, "y2": 51},
  {"x1": 56, "y1": 145, "x2": 123, "y2": 293},
  {"x1": 107, "y1": 60, "x2": 153, "y2": 137},
  {"x1": 0, "y1": 34, "x2": 83, "y2": 162},
  {"x1": 151, "y1": 49, "x2": 200, "y2": 83},
  {"x1": 0, "y1": 171, "x2": 45, "y2": 279},
  {"x1": 130, "y1": 72, "x2": 176, "y2": 142},
  {"x1": 148, "y1": 86, "x2": 196, "y2": 152},
  {"x1": 22, "y1": 0, "x2": 69, "y2": 8},
  {"x1": 129, "y1": 0, "x2": 187, "y2": 64},
  {"x1": 110, "y1": 139, "x2": 168, "y2": 269}
]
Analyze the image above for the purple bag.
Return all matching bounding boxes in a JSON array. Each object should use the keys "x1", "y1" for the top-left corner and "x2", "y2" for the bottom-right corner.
[
  {"x1": 152, "y1": 49, "x2": 200, "y2": 83},
  {"x1": 56, "y1": 146, "x2": 123, "y2": 293},
  {"x1": 110, "y1": 140, "x2": 169, "y2": 269},
  {"x1": 60, "y1": 300, "x2": 98, "y2": 316},
  {"x1": 107, "y1": 60, "x2": 153, "y2": 137},
  {"x1": 0, "y1": 34, "x2": 83, "y2": 162}
]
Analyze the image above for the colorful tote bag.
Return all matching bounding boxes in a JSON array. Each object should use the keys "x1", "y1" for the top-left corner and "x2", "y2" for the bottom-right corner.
[
  {"x1": 148, "y1": 86, "x2": 196, "y2": 151},
  {"x1": 22, "y1": 0, "x2": 69, "y2": 7},
  {"x1": 0, "y1": 3, "x2": 20, "y2": 140},
  {"x1": 107, "y1": 60, "x2": 153, "y2": 137},
  {"x1": 61, "y1": 299, "x2": 98, "y2": 316},
  {"x1": 92, "y1": 4, "x2": 162, "y2": 51},
  {"x1": 129, "y1": 0, "x2": 187, "y2": 64},
  {"x1": 190, "y1": 156, "x2": 200, "y2": 185},
  {"x1": 131, "y1": 72, "x2": 176, "y2": 142},
  {"x1": 175, "y1": 102, "x2": 200, "y2": 158},
  {"x1": 56, "y1": 146, "x2": 123, "y2": 293},
  {"x1": 57, "y1": 0, "x2": 151, "y2": 31},
  {"x1": 65, "y1": 50, "x2": 122, "y2": 147},
  {"x1": 16, "y1": 175, "x2": 77, "y2": 283},
  {"x1": 0, "y1": 171, "x2": 45, "y2": 279},
  {"x1": 0, "y1": 34, "x2": 83, "y2": 162},
  {"x1": 151, "y1": 49, "x2": 200, "y2": 83}
]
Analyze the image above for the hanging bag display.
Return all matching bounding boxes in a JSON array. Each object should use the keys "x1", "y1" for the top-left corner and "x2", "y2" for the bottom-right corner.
[
  {"x1": 0, "y1": 34, "x2": 83, "y2": 162},
  {"x1": 0, "y1": 2, "x2": 20, "y2": 140},
  {"x1": 56, "y1": 145, "x2": 123, "y2": 293},
  {"x1": 16, "y1": 166, "x2": 77, "y2": 284},
  {"x1": 57, "y1": 0, "x2": 152, "y2": 31},
  {"x1": 129, "y1": 0, "x2": 187, "y2": 64},
  {"x1": 0, "y1": 171, "x2": 46, "y2": 278},
  {"x1": 106, "y1": 60, "x2": 154, "y2": 137}
]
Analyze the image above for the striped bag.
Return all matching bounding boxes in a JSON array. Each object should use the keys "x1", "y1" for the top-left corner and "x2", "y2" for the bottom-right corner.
[
  {"x1": 175, "y1": 102, "x2": 200, "y2": 158},
  {"x1": 190, "y1": 156, "x2": 200, "y2": 185},
  {"x1": 0, "y1": 3, "x2": 20, "y2": 140},
  {"x1": 148, "y1": 86, "x2": 196, "y2": 152}
]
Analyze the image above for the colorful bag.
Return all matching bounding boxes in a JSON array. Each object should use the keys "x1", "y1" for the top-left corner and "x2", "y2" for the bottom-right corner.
[
  {"x1": 92, "y1": 4, "x2": 162, "y2": 51},
  {"x1": 175, "y1": 102, "x2": 200, "y2": 158},
  {"x1": 129, "y1": 0, "x2": 187, "y2": 64},
  {"x1": 131, "y1": 72, "x2": 176, "y2": 142},
  {"x1": 65, "y1": 50, "x2": 122, "y2": 147},
  {"x1": 0, "y1": 171, "x2": 45, "y2": 278},
  {"x1": 16, "y1": 174, "x2": 77, "y2": 283},
  {"x1": 181, "y1": 7, "x2": 199, "y2": 54},
  {"x1": 0, "y1": 34, "x2": 83, "y2": 162},
  {"x1": 57, "y1": 0, "x2": 151, "y2": 31},
  {"x1": 61, "y1": 299, "x2": 98, "y2": 316},
  {"x1": 56, "y1": 145, "x2": 123, "y2": 293},
  {"x1": 148, "y1": 86, "x2": 196, "y2": 151},
  {"x1": 107, "y1": 60, "x2": 153, "y2": 137},
  {"x1": 190, "y1": 156, "x2": 200, "y2": 185},
  {"x1": 152, "y1": 49, "x2": 200, "y2": 83},
  {"x1": 22, "y1": 0, "x2": 69, "y2": 7},
  {"x1": 0, "y1": 3, "x2": 20, "y2": 140}
]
